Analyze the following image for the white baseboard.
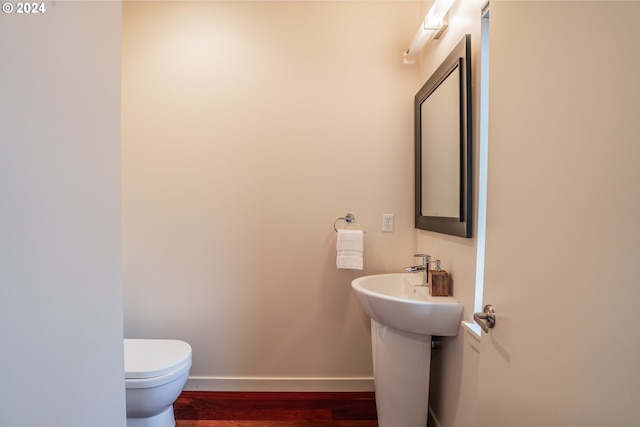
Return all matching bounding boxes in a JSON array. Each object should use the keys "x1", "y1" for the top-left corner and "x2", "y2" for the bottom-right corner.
[{"x1": 184, "y1": 376, "x2": 375, "y2": 392}]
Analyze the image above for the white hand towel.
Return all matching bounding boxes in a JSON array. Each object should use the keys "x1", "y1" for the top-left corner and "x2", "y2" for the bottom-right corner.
[{"x1": 336, "y1": 229, "x2": 364, "y2": 270}]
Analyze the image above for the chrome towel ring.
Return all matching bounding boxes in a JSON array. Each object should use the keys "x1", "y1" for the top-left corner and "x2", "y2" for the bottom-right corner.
[{"x1": 334, "y1": 213, "x2": 356, "y2": 232}]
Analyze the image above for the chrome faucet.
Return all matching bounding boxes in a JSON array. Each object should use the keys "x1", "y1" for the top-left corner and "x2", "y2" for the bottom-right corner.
[{"x1": 404, "y1": 254, "x2": 430, "y2": 286}]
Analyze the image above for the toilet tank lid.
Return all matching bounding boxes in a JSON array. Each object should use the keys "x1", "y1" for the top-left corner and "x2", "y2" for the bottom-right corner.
[{"x1": 124, "y1": 339, "x2": 192, "y2": 379}]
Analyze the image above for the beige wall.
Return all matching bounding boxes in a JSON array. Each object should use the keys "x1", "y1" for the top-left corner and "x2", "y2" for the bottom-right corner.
[
  {"x1": 122, "y1": 1, "x2": 419, "y2": 390},
  {"x1": 0, "y1": 2, "x2": 125, "y2": 425},
  {"x1": 415, "y1": 0, "x2": 483, "y2": 328},
  {"x1": 413, "y1": 0, "x2": 485, "y2": 425}
]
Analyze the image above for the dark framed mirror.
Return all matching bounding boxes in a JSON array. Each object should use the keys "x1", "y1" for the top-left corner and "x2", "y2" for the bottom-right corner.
[{"x1": 414, "y1": 34, "x2": 472, "y2": 238}]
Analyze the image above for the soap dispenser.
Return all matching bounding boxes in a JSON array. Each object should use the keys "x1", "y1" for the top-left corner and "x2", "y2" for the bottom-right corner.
[{"x1": 428, "y1": 260, "x2": 450, "y2": 296}]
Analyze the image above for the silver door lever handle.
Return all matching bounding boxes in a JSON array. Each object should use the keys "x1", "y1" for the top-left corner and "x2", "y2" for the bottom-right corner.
[{"x1": 473, "y1": 304, "x2": 496, "y2": 333}]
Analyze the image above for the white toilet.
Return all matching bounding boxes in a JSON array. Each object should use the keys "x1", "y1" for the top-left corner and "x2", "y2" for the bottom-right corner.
[{"x1": 124, "y1": 339, "x2": 192, "y2": 427}]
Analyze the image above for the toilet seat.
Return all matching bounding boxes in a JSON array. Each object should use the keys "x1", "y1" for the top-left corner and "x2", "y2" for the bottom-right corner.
[{"x1": 125, "y1": 339, "x2": 192, "y2": 381}]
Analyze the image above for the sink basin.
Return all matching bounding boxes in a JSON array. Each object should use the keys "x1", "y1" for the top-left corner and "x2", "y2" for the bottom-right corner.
[
  {"x1": 351, "y1": 273, "x2": 463, "y2": 336},
  {"x1": 351, "y1": 273, "x2": 464, "y2": 427}
]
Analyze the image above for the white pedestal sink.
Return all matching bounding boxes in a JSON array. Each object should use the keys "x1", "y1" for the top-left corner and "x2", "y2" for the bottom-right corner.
[{"x1": 351, "y1": 273, "x2": 463, "y2": 427}]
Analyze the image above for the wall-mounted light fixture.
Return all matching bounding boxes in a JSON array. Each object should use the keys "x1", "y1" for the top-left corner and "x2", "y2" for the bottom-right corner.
[{"x1": 403, "y1": 0, "x2": 455, "y2": 64}]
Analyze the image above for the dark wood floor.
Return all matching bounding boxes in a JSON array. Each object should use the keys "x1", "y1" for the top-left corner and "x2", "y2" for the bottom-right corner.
[{"x1": 174, "y1": 391, "x2": 379, "y2": 427}]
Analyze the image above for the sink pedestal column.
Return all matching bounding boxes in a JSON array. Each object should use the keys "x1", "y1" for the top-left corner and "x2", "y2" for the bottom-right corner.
[{"x1": 371, "y1": 319, "x2": 431, "y2": 427}]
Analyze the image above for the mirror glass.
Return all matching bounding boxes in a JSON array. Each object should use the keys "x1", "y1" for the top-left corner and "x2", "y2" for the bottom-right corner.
[
  {"x1": 421, "y1": 64, "x2": 460, "y2": 218},
  {"x1": 415, "y1": 34, "x2": 471, "y2": 237}
]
